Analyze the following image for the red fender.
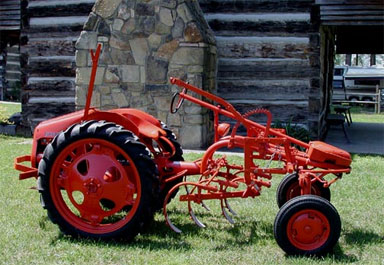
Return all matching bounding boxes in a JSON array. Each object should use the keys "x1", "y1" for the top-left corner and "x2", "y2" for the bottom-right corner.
[{"x1": 30, "y1": 108, "x2": 166, "y2": 168}]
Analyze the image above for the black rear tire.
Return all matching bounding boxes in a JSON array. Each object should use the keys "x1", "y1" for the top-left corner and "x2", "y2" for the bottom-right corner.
[
  {"x1": 38, "y1": 120, "x2": 159, "y2": 241},
  {"x1": 156, "y1": 122, "x2": 184, "y2": 210}
]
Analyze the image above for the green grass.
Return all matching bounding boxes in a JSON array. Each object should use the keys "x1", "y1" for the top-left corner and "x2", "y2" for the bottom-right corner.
[
  {"x1": 0, "y1": 101, "x2": 21, "y2": 118},
  {"x1": 1, "y1": 135, "x2": 384, "y2": 265},
  {"x1": 351, "y1": 112, "x2": 384, "y2": 123},
  {"x1": 332, "y1": 105, "x2": 384, "y2": 123}
]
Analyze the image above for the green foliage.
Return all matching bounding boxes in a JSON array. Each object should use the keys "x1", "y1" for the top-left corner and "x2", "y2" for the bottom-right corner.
[
  {"x1": 0, "y1": 105, "x2": 12, "y2": 124},
  {"x1": 0, "y1": 102, "x2": 21, "y2": 125},
  {"x1": 272, "y1": 119, "x2": 311, "y2": 143}
]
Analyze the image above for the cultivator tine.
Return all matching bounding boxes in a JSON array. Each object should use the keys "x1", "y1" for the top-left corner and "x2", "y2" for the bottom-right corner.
[
  {"x1": 224, "y1": 199, "x2": 237, "y2": 216},
  {"x1": 188, "y1": 201, "x2": 206, "y2": 228},
  {"x1": 201, "y1": 201, "x2": 211, "y2": 212},
  {"x1": 165, "y1": 212, "x2": 182, "y2": 233},
  {"x1": 221, "y1": 199, "x2": 235, "y2": 224}
]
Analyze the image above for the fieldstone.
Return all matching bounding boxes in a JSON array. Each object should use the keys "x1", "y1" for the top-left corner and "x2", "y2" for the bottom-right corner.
[
  {"x1": 75, "y1": 31, "x2": 98, "y2": 49},
  {"x1": 75, "y1": 86, "x2": 87, "y2": 105},
  {"x1": 122, "y1": 19, "x2": 135, "y2": 35},
  {"x1": 184, "y1": 105, "x2": 202, "y2": 114},
  {"x1": 155, "y1": 22, "x2": 171, "y2": 35},
  {"x1": 148, "y1": 33, "x2": 162, "y2": 49},
  {"x1": 159, "y1": 7, "x2": 174, "y2": 27},
  {"x1": 105, "y1": 67, "x2": 120, "y2": 83},
  {"x1": 168, "y1": 69, "x2": 187, "y2": 81},
  {"x1": 75, "y1": 50, "x2": 88, "y2": 67},
  {"x1": 117, "y1": 3, "x2": 130, "y2": 20},
  {"x1": 100, "y1": 86, "x2": 111, "y2": 94},
  {"x1": 185, "y1": 114, "x2": 203, "y2": 124},
  {"x1": 172, "y1": 17, "x2": 184, "y2": 39},
  {"x1": 184, "y1": 23, "x2": 203, "y2": 43},
  {"x1": 120, "y1": 65, "x2": 140, "y2": 82},
  {"x1": 180, "y1": 125, "x2": 203, "y2": 148},
  {"x1": 97, "y1": 20, "x2": 111, "y2": 36},
  {"x1": 154, "y1": 96, "x2": 171, "y2": 111},
  {"x1": 170, "y1": 47, "x2": 204, "y2": 65},
  {"x1": 145, "y1": 84, "x2": 169, "y2": 92},
  {"x1": 110, "y1": 48, "x2": 135, "y2": 64},
  {"x1": 122, "y1": 83, "x2": 144, "y2": 92},
  {"x1": 93, "y1": 0, "x2": 122, "y2": 19},
  {"x1": 157, "y1": 111, "x2": 168, "y2": 123},
  {"x1": 160, "y1": 0, "x2": 176, "y2": 9},
  {"x1": 157, "y1": 39, "x2": 179, "y2": 60},
  {"x1": 101, "y1": 95, "x2": 113, "y2": 105},
  {"x1": 141, "y1": 17, "x2": 155, "y2": 34},
  {"x1": 112, "y1": 19, "x2": 124, "y2": 31},
  {"x1": 140, "y1": 66, "x2": 145, "y2": 83},
  {"x1": 177, "y1": 3, "x2": 193, "y2": 23},
  {"x1": 168, "y1": 112, "x2": 181, "y2": 126},
  {"x1": 109, "y1": 35, "x2": 131, "y2": 50},
  {"x1": 130, "y1": 93, "x2": 153, "y2": 107},
  {"x1": 91, "y1": 91, "x2": 101, "y2": 107},
  {"x1": 83, "y1": 13, "x2": 98, "y2": 31},
  {"x1": 76, "y1": 67, "x2": 105, "y2": 85},
  {"x1": 112, "y1": 92, "x2": 129, "y2": 107},
  {"x1": 98, "y1": 36, "x2": 109, "y2": 42},
  {"x1": 136, "y1": 3, "x2": 155, "y2": 16},
  {"x1": 187, "y1": 65, "x2": 204, "y2": 73},
  {"x1": 146, "y1": 56, "x2": 169, "y2": 83},
  {"x1": 129, "y1": 38, "x2": 149, "y2": 65}
]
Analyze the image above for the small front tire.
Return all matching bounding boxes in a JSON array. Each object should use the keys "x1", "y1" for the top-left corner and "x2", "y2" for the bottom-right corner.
[
  {"x1": 276, "y1": 173, "x2": 330, "y2": 208},
  {"x1": 274, "y1": 195, "x2": 341, "y2": 256}
]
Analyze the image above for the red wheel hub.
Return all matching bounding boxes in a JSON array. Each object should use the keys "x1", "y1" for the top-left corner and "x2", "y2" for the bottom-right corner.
[
  {"x1": 50, "y1": 138, "x2": 141, "y2": 234},
  {"x1": 287, "y1": 209, "x2": 330, "y2": 250}
]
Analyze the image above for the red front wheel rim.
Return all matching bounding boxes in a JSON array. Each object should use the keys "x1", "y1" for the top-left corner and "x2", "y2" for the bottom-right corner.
[
  {"x1": 286, "y1": 209, "x2": 330, "y2": 251},
  {"x1": 50, "y1": 138, "x2": 141, "y2": 234},
  {"x1": 286, "y1": 182, "x2": 322, "y2": 201}
]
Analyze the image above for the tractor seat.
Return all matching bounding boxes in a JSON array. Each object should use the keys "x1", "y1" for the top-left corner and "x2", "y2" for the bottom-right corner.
[{"x1": 307, "y1": 141, "x2": 351, "y2": 167}]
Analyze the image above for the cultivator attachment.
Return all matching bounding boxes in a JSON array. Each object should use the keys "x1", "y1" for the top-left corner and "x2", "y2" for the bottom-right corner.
[{"x1": 163, "y1": 77, "x2": 352, "y2": 238}]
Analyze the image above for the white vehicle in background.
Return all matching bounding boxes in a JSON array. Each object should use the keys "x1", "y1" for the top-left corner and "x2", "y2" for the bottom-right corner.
[{"x1": 333, "y1": 66, "x2": 384, "y2": 103}]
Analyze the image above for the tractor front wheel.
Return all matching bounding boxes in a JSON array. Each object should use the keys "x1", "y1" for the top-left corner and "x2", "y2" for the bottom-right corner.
[
  {"x1": 38, "y1": 121, "x2": 158, "y2": 240},
  {"x1": 274, "y1": 195, "x2": 341, "y2": 256},
  {"x1": 276, "y1": 173, "x2": 330, "y2": 208}
]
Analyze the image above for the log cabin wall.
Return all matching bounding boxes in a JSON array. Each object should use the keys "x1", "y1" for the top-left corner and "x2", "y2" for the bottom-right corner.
[
  {"x1": 21, "y1": 0, "x2": 95, "y2": 129},
  {"x1": 199, "y1": 0, "x2": 322, "y2": 137},
  {"x1": 0, "y1": 0, "x2": 23, "y2": 101}
]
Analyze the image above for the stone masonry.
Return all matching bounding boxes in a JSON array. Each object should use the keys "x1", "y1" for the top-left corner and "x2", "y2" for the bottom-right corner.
[{"x1": 75, "y1": 0, "x2": 217, "y2": 148}]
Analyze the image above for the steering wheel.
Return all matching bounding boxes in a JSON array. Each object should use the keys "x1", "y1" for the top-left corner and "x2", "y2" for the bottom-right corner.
[{"x1": 170, "y1": 88, "x2": 188, "y2": 113}]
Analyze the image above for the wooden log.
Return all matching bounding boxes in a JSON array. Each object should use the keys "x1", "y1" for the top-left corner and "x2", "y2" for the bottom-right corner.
[
  {"x1": 28, "y1": 1, "x2": 94, "y2": 18},
  {"x1": 24, "y1": 37, "x2": 77, "y2": 57},
  {"x1": 27, "y1": 77, "x2": 75, "y2": 91},
  {"x1": 28, "y1": 56, "x2": 75, "y2": 77}
]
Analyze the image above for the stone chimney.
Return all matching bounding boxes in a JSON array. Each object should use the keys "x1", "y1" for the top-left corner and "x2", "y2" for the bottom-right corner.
[{"x1": 75, "y1": 0, "x2": 217, "y2": 148}]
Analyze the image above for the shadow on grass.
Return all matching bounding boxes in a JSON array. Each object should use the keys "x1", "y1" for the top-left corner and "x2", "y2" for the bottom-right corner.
[
  {"x1": 46, "y1": 209, "x2": 382, "y2": 263},
  {"x1": 283, "y1": 244, "x2": 358, "y2": 264},
  {"x1": 343, "y1": 226, "x2": 384, "y2": 246}
]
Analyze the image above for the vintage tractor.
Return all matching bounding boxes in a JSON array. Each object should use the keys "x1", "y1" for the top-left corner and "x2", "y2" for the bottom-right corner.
[{"x1": 15, "y1": 44, "x2": 351, "y2": 256}]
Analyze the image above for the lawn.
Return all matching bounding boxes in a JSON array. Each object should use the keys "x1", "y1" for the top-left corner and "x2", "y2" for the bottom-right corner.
[
  {"x1": 0, "y1": 101, "x2": 21, "y2": 118},
  {"x1": 1, "y1": 135, "x2": 383, "y2": 265}
]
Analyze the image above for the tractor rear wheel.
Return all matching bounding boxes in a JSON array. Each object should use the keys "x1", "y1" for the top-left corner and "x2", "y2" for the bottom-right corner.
[
  {"x1": 276, "y1": 173, "x2": 330, "y2": 208},
  {"x1": 156, "y1": 122, "x2": 184, "y2": 210},
  {"x1": 38, "y1": 120, "x2": 158, "y2": 241},
  {"x1": 274, "y1": 195, "x2": 341, "y2": 256}
]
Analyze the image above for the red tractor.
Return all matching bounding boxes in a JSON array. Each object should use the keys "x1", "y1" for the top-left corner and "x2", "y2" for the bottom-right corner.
[{"x1": 15, "y1": 45, "x2": 351, "y2": 256}]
